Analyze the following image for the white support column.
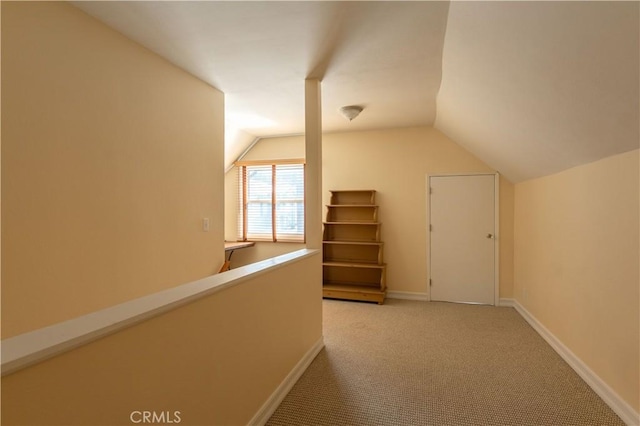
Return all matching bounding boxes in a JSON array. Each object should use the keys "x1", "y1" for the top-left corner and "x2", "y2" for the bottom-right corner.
[{"x1": 304, "y1": 79, "x2": 322, "y2": 249}]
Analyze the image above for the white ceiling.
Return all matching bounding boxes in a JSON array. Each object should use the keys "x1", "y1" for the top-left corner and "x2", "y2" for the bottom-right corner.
[
  {"x1": 437, "y1": 1, "x2": 639, "y2": 182},
  {"x1": 72, "y1": 1, "x2": 639, "y2": 183}
]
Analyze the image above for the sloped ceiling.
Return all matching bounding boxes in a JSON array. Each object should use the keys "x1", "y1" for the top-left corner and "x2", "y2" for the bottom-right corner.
[
  {"x1": 72, "y1": 1, "x2": 639, "y2": 183},
  {"x1": 437, "y1": 1, "x2": 639, "y2": 182},
  {"x1": 73, "y1": 1, "x2": 450, "y2": 171}
]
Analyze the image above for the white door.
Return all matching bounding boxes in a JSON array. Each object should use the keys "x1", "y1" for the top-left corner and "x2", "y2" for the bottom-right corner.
[{"x1": 429, "y1": 174, "x2": 496, "y2": 305}]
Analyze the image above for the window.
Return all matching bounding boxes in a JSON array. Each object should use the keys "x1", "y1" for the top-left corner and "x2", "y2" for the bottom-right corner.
[{"x1": 236, "y1": 160, "x2": 305, "y2": 242}]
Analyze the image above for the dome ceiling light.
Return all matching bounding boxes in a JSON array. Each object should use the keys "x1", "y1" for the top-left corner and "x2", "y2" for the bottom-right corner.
[{"x1": 339, "y1": 105, "x2": 364, "y2": 121}]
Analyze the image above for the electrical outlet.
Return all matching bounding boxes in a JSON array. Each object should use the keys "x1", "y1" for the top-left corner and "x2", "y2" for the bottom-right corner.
[{"x1": 202, "y1": 218, "x2": 210, "y2": 232}]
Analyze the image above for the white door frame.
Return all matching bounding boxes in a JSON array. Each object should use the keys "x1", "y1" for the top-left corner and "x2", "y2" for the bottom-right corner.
[{"x1": 426, "y1": 172, "x2": 500, "y2": 305}]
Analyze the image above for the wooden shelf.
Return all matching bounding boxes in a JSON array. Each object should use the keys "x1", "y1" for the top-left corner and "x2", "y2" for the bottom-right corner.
[
  {"x1": 322, "y1": 240, "x2": 383, "y2": 246},
  {"x1": 323, "y1": 222, "x2": 381, "y2": 242},
  {"x1": 323, "y1": 221, "x2": 379, "y2": 225},
  {"x1": 322, "y1": 190, "x2": 386, "y2": 304},
  {"x1": 323, "y1": 263, "x2": 386, "y2": 287},
  {"x1": 323, "y1": 241, "x2": 384, "y2": 265},
  {"x1": 322, "y1": 261, "x2": 385, "y2": 268},
  {"x1": 326, "y1": 205, "x2": 378, "y2": 223},
  {"x1": 322, "y1": 283, "x2": 386, "y2": 304},
  {"x1": 326, "y1": 204, "x2": 376, "y2": 207},
  {"x1": 330, "y1": 190, "x2": 376, "y2": 205}
]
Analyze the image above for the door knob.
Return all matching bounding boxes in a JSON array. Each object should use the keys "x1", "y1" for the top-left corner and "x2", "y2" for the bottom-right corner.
[{"x1": 486, "y1": 233, "x2": 494, "y2": 239}]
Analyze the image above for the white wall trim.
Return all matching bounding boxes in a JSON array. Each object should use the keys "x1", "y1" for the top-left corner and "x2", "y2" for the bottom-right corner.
[
  {"x1": 498, "y1": 298, "x2": 515, "y2": 307},
  {"x1": 386, "y1": 291, "x2": 429, "y2": 301},
  {"x1": 1, "y1": 249, "x2": 320, "y2": 377},
  {"x1": 493, "y1": 173, "x2": 500, "y2": 306},
  {"x1": 249, "y1": 337, "x2": 325, "y2": 426},
  {"x1": 513, "y1": 301, "x2": 639, "y2": 426}
]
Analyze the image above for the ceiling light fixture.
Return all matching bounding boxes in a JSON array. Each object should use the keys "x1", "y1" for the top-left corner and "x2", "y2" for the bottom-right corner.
[{"x1": 339, "y1": 105, "x2": 364, "y2": 121}]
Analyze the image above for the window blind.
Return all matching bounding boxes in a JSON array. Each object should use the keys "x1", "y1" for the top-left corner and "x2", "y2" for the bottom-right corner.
[{"x1": 237, "y1": 160, "x2": 305, "y2": 242}]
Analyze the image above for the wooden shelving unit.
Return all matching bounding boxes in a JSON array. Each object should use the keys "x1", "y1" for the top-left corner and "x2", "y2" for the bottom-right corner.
[{"x1": 322, "y1": 190, "x2": 386, "y2": 304}]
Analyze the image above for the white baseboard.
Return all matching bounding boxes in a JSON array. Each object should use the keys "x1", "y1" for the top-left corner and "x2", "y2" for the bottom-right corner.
[
  {"x1": 249, "y1": 337, "x2": 325, "y2": 426},
  {"x1": 386, "y1": 293, "x2": 517, "y2": 307},
  {"x1": 513, "y1": 301, "x2": 639, "y2": 426},
  {"x1": 386, "y1": 291, "x2": 429, "y2": 301},
  {"x1": 498, "y1": 298, "x2": 515, "y2": 307},
  {"x1": 387, "y1": 294, "x2": 516, "y2": 307}
]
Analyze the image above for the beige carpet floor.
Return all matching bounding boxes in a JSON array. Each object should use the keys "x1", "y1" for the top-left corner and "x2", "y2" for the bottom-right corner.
[{"x1": 267, "y1": 299, "x2": 624, "y2": 426}]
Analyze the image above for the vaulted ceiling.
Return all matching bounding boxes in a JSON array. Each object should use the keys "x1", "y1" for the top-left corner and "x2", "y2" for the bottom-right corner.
[{"x1": 73, "y1": 1, "x2": 639, "y2": 183}]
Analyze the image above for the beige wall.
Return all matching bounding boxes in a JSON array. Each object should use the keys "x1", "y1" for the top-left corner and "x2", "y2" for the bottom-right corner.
[
  {"x1": 1, "y1": 2, "x2": 225, "y2": 337},
  {"x1": 2, "y1": 7, "x2": 324, "y2": 426},
  {"x1": 225, "y1": 127, "x2": 515, "y2": 298},
  {"x1": 514, "y1": 149, "x2": 639, "y2": 412},
  {"x1": 2, "y1": 252, "x2": 323, "y2": 426}
]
